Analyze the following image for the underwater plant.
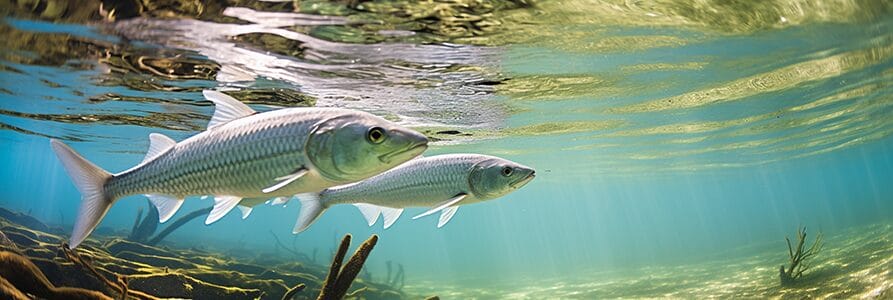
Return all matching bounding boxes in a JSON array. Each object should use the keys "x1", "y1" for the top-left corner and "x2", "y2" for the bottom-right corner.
[
  {"x1": 318, "y1": 234, "x2": 378, "y2": 300},
  {"x1": 779, "y1": 226, "x2": 824, "y2": 286},
  {"x1": 279, "y1": 234, "x2": 383, "y2": 300}
]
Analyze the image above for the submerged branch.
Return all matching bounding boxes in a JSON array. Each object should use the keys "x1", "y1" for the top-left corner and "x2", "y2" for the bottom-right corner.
[
  {"x1": 61, "y1": 244, "x2": 160, "y2": 300},
  {"x1": 269, "y1": 230, "x2": 311, "y2": 261},
  {"x1": 779, "y1": 226, "x2": 824, "y2": 286},
  {"x1": 281, "y1": 283, "x2": 305, "y2": 300},
  {"x1": 146, "y1": 207, "x2": 212, "y2": 246}
]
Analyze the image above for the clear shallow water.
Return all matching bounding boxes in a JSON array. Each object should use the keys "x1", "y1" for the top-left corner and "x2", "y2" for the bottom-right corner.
[{"x1": 1, "y1": 0, "x2": 892, "y2": 298}]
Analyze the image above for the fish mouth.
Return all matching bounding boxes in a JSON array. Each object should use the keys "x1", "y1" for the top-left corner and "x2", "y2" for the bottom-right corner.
[
  {"x1": 511, "y1": 171, "x2": 536, "y2": 188},
  {"x1": 379, "y1": 142, "x2": 428, "y2": 164}
]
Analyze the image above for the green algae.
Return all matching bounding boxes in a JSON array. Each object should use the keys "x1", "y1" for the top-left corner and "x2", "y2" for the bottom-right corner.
[
  {"x1": 501, "y1": 121, "x2": 625, "y2": 137},
  {"x1": 127, "y1": 272, "x2": 262, "y2": 299},
  {"x1": 415, "y1": 120, "x2": 625, "y2": 145}
]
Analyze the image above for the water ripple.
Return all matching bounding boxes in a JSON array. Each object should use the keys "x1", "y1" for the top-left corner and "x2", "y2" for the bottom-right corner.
[{"x1": 1, "y1": 0, "x2": 891, "y2": 173}]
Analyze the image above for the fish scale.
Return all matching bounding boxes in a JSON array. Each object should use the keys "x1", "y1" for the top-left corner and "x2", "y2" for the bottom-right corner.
[
  {"x1": 107, "y1": 110, "x2": 317, "y2": 199},
  {"x1": 292, "y1": 153, "x2": 535, "y2": 233},
  {"x1": 324, "y1": 155, "x2": 484, "y2": 208},
  {"x1": 51, "y1": 90, "x2": 428, "y2": 248}
]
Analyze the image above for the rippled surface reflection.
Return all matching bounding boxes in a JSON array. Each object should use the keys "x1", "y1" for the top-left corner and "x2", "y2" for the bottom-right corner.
[{"x1": 1, "y1": 0, "x2": 891, "y2": 173}]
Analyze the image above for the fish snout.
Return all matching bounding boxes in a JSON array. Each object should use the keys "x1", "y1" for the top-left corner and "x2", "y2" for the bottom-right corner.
[
  {"x1": 511, "y1": 166, "x2": 536, "y2": 188},
  {"x1": 380, "y1": 128, "x2": 428, "y2": 163},
  {"x1": 397, "y1": 128, "x2": 429, "y2": 152},
  {"x1": 523, "y1": 168, "x2": 536, "y2": 179},
  {"x1": 403, "y1": 128, "x2": 429, "y2": 148}
]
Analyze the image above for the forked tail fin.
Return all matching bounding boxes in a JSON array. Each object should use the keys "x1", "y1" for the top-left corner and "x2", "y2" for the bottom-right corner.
[
  {"x1": 293, "y1": 193, "x2": 326, "y2": 234},
  {"x1": 50, "y1": 139, "x2": 114, "y2": 249}
]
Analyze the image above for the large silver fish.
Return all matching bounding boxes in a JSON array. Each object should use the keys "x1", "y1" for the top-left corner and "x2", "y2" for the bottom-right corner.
[
  {"x1": 51, "y1": 90, "x2": 428, "y2": 248},
  {"x1": 293, "y1": 154, "x2": 535, "y2": 233}
]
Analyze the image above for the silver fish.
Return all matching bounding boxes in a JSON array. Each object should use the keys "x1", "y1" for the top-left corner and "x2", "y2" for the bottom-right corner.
[
  {"x1": 51, "y1": 90, "x2": 428, "y2": 248},
  {"x1": 293, "y1": 154, "x2": 535, "y2": 233}
]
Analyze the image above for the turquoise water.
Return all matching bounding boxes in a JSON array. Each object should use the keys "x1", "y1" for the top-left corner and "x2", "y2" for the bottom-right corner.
[{"x1": 2, "y1": 1, "x2": 893, "y2": 298}]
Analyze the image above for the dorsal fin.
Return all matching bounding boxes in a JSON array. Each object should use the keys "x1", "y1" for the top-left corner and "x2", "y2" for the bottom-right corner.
[
  {"x1": 143, "y1": 133, "x2": 176, "y2": 163},
  {"x1": 202, "y1": 90, "x2": 256, "y2": 129}
]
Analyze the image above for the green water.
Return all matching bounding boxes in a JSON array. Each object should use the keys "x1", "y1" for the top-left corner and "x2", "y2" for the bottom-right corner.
[{"x1": 1, "y1": 0, "x2": 892, "y2": 299}]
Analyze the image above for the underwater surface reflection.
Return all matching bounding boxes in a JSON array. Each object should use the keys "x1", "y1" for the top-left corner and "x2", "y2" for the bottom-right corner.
[{"x1": 1, "y1": 0, "x2": 892, "y2": 299}]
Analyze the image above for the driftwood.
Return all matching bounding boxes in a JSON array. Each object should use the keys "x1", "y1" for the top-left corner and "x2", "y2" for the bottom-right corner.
[
  {"x1": 0, "y1": 250, "x2": 112, "y2": 300},
  {"x1": 61, "y1": 243, "x2": 160, "y2": 300},
  {"x1": 128, "y1": 201, "x2": 211, "y2": 246}
]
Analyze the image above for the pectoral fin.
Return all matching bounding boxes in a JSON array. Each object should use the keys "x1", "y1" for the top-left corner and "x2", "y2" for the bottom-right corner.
[
  {"x1": 269, "y1": 197, "x2": 290, "y2": 206},
  {"x1": 412, "y1": 193, "x2": 467, "y2": 220},
  {"x1": 262, "y1": 167, "x2": 308, "y2": 193}
]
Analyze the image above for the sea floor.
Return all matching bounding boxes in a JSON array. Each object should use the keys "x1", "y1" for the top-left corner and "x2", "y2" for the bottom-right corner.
[
  {"x1": 1, "y1": 205, "x2": 890, "y2": 299},
  {"x1": 405, "y1": 222, "x2": 893, "y2": 299},
  {"x1": 0, "y1": 207, "x2": 410, "y2": 299}
]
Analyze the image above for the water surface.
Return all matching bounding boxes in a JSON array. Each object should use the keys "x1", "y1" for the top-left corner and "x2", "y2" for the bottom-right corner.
[{"x1": 1, "y1": 0, "x2": 892, "y2": 298}]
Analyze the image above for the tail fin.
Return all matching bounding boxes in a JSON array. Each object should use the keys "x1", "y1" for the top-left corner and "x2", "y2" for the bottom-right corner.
[
  {"x1": 50, "y1": 139, "x2": 114, "y2": 249},
  {"x1": 293, "y1": 193, "x2": 326, "y2": 234}
]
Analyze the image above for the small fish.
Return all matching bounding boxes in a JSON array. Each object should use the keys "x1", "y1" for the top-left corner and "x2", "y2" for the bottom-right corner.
[
  {"x1": 293, "y1": 154, "x2": 536, "y2": 233},
  {"x1": 51, "y1": 90, "x2": 428, "y2": 248}
]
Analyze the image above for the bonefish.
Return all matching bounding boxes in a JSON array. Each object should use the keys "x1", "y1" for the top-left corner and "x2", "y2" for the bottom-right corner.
[
  {"x1": 51, "y1": 90, "x2": 428, "y2": 248},
  {"x1": 293, "y1": 154, "x2": 535, "y2": 233}
]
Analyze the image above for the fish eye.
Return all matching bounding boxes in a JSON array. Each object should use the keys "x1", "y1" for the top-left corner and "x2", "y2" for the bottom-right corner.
[
  {"x1": 501, "y1": 166, "x2": 513, "y2": 176},
  {"x1": 367, "y1": 127, "x2": 386, "y2": 144}
]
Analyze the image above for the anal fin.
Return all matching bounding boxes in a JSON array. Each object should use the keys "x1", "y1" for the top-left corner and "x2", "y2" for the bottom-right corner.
[
  {"x1": 353, "y1": 204, "x2": 404, "y2": 229},
  {"x1": 145, "y1": 194, "x2": 184, "y2": 223},
  {"x1": 206, "y1": 195, "x2": 242, "y2": 224},
  {"x1": 353, "y1": 203, "x2": 381, "y2": 226},
  {"x1": 237, "y1": 205, "x2": 252, "y2": 219},
  {"x1": 380, "y1": 207, "x2": 404, "y2": 229},
  {"x1": 437, "y1": 206, "x2": 458, "y2": 228}
]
